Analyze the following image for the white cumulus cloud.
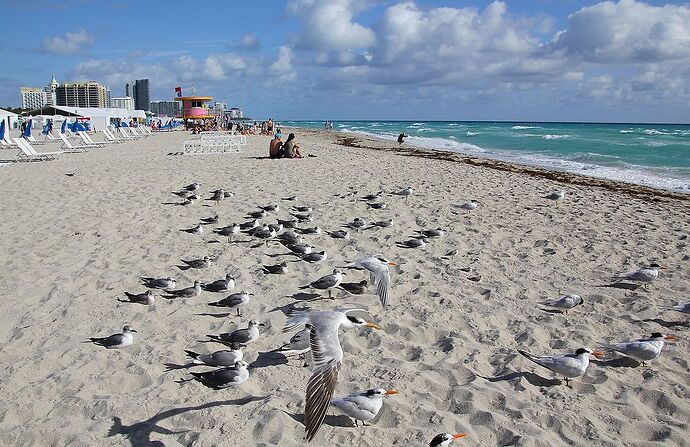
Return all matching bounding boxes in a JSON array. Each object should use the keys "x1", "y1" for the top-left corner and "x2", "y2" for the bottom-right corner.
[{"x1": 41, "y1": 28, "x2": 94, "y2": 55}]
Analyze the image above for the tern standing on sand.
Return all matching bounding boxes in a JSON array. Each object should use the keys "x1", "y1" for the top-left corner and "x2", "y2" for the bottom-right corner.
[
  {"x1": 89, "y1": 325, "x2": 136, "y2": 349},
  {"x1": 330, "y1": 388, "x2": 398, "y2": 426},
  {"x1": 602, "y1": 333, "x2": 676, "y2": 365},
  {"x1": 518, "y1": 347, "x2": 603, "y2": 385},
  {"x1": 282, "y1": 308, "x2": 381, "y2": 442}
]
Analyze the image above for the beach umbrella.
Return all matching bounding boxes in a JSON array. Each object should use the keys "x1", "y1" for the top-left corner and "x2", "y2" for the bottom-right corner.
[
  {"x1": 0, "y1": 119, "x2": 5, "y2": 141},
  {"x1": 61, "y1": 119, "x2": 67, "y2": 133},
  {"x1": 24, "y1": 119, "x2": 33, "y2": 138}
]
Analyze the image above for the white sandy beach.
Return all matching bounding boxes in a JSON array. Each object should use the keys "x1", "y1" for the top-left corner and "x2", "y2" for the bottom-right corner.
[{"x1": 0, "y1": 129, "x2": 688, "y2": 446}]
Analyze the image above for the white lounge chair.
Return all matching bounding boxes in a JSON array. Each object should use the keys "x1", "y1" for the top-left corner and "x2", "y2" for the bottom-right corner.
[
  {"x1": 77, "y1": 131, "x2": 106, "y2": 147},
  {"x1": 57, "y1": 133, "x2": 90, "y2": 152},
  {"x1": 118, "y1": 127, "x2": 138, "y2": 140},
  {"x1": 14, "y1": 138, "x2": 64, "y2": 161},
  {"x1": 101, "y1": 129, "x2": 124, "y2": 143}
]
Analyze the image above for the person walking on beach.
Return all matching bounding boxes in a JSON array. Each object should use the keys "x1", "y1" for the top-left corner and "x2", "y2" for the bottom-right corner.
[{"x1": 398, "y1": 133, "x2": 407, "y2": 144}]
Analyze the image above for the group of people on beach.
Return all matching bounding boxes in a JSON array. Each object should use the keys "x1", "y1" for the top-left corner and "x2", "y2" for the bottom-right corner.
[{"x1": 269, "y1": 130, "x2": 303, "y2": 159}]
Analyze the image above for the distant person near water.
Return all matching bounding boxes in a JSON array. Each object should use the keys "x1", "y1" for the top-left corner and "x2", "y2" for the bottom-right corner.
[{"x1": 398, "y1": 133, "x2": 407, "y2": 144}]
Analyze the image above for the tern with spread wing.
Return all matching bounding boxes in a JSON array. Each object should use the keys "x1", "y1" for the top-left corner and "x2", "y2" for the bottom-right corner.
[
  {"x1": 283, "y1": 308, "x2": 381, "y2": 442},
  {"x1": 342, "y1": 256, "x2": 396, "y2": 308}
]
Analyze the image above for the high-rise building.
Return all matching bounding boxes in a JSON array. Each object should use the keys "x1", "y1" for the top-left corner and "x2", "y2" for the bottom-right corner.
[
  {"x1": 150, "y1": 100, "x2": 181, "y2": 116},
  {"x1": 20, "y1": 87, "x2": 49, "y2": 109},
  {"x1": 111, "y1": 96, "x2": 135, "y2": 110},
  {"x1": 125, "y1": 79, "x2": 150, "y2": 111},
  {"x1": 228, "y1": 107, "x2": 244, "y2": 119},
  {"x1": 43, "y1": 75, "x2": 59, "y2": 106},
  {"x1": 55, "y1": 81, "x2": 109, "y2": 108}
]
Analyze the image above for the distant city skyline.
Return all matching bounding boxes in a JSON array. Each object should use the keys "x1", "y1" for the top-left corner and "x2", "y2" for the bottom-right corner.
[{"x1": 1, "y1": 1, "x2": 689, "y2": 122}]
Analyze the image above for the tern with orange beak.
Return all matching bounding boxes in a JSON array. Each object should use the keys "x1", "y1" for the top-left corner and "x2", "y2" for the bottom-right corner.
[
  {"x1": 602, "y1": 332, "x2": 677, "y2": 365},
  {"x1": 429, "y1": 433, "x2": 467, "y2": 447},
  {"x1": 330, "y1": 388, "x2": 398, "y2": 427},
  {"x1": 282, "y1": 308, "x2": 381, "y2": 442},
  {"x1": 341, "y1": 255, "x2": 396, "y2": 308},
  {"x1": 517, "y1": 347, "x2": 603, "y2": 385}
]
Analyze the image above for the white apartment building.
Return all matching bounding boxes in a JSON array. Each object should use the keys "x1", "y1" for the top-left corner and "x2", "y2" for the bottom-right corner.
[
  {"x1": 20, "y1": 87, "x2": 49, "y2": 109},
  {"x1": 228, "y1": 107, "x2": 243, "y2": 119},
  {"x1": 111, "y1": 96, "x2": 135, "y2": 110}
]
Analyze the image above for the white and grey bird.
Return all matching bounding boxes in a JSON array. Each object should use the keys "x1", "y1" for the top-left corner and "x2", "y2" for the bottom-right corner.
[
  {"x1": 203, "y1": 274, "x2": 235, "y2": 292},
  {"x1": 164, "y1": 280, "x2": 202, "y2": 299},
  {"x1": 253, "y1": 224, "x2": 277, "y2": 241},
  {"x1": 184, "y1": 343, "x2": 243, "y2": 367},
  {"x1": 518, "y1": 347, "x2": 603, "y2": 385},
  {"x1": 301, "y1": 251, "x2": 328, "y2": 263},
  {"x1": 172, "y1": 189, "x2": 194, "y2": 198},
  {"x1": 602, "y1": 332, "x2": 677, "y2": 365},
  {"x1": 338, "y1": 280, "x2": 368, "y2": 295},
  {"x1": 282, "y1": 308, "x2": 381, "y2": 442},
  {"x1": 614, "y1": 263, "x2": 665, "y2": 285},
  {"x1": 263, "y1": 262, "x2": 289, "y2": 274},
  {"x1": 180, "y1": 256, "x2": 212, "y2": 269},
  {"x1": 268, "y1": 223, "x2": 284, "y2": 233},
  {"x1": 328, "y1": 230, "x2": 350, "y2": 239},
  {"x1": 365, "y1": 218, "x2": 393, "y2": 229},
  {"x1": 282, "y1": 195, "x2": 297, "y2": 201},
  {"x1": 342, "y1": 256, "x2": 396, "y2": 308},
  {"x1": 207, "y1": 320, "x2": 264, "y2": 345},
  {"x1": 181, "y1": 224, "x2": 203, "y2": 235},
  {"x1": 277, "y1": 230, "x2": 301, "y2": 244},
  {"x1": 392, "y1": 186, "x2": 412, "y2": 201},
  {"x1": 330, "y1": 388, "x2": 398, "y2": 427},
  {"x1": 183, "y1": 182, "x2": 201, "y2": 192},
  {"x1": 362, "y1": 191, "x2": 383, "y2": 201},
  {"x1": 214, "y1": 223, "x2": 240, "y2": 242},
  {"x1": 200, "y1": 214, "x2": 219, "y2": 225},
  {"x1": 291, "y1": 212, "x2": 313, "y2": 222},
  {"x1": 284, "y1": 242, "x2": 314, "y2": 255},
  {"x1": 292, "y1": 205, "x2": 313, "y2": 213},
  {"x1": 277, "y1": 218, "x2": 298, "y2": 228},
  {"x1": 239, "y1": 219, "x2": 260, "y2": 231},
  {"x1": 667, "y1": 301, "x2": 690, "y2": 315},
  {"x1": 142, "y1": 276, "x2": 176, "y2": 290},
  {"x1": 247, "y1": 209, "x2": 268, "y2": 219},
  {"x1": 346, "y1": 218, "x2": 366, "y2": 230},
  {"x1": 543, "y1": 190, "x2": 565, "y2": 201},
  {"x1": 367, "y1": 202, "x2": 387, "y2": 210},
  {"x1": 89, "y1": 325, "x2": 137, "y2": 349},
  {"x1": 272, "y1": 324, "x2": 312, "y2": 359},
  {"x1": 189, "y1": 360, "x2": 250, "y2": 389},
  {"x1": 223, "y1": 190, "x2": 234, "y2": 198},
  {"x1": 207, "y1": 189, "x2": 224, "y2": 204},
  {"x1": 542, "y1": 294, "x2": 584, "y2": 313},
  {"x1": 208, "y1": 291, "x2": 252, "y2": 316},
  {"x1": 296, "y1": 226, "x2": 322, "y2": 235},
  {"x1": 300, "y1": 269, "x2": 345, "y2": 299},
  {"x1": 122, "y1": 290, "x2": 155, "y2": 305},
  {"x1": 397, "y1": 237, "x2": 427, "y2": 248},
  {"x1": 260, "y1": 204, "x2": 280, "y2": 212},
  {"x1": 455, "y1": 200, "x2": 479, "y2": 210},
  {"x1": 416, "y1": 228, "x2": 445, "y2": 238},
  {"x1": 429, "y1": 433, "x2": 468, "y2": 447}
]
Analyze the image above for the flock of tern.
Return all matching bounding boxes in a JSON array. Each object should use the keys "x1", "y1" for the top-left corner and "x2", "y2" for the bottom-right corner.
[{"x1": 85, "y1": 181, "x2": 687, "y2": 445}]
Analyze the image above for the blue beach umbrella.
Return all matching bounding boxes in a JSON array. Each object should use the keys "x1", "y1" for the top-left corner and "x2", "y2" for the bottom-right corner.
[
  {"x1": 0, "y1": 120, "x2": 5, "y2": 141},
  {"x1": 61, "y1": 119, "x2": 67, "y2": 133},
  {"x1": 23, "y1": 119, "x2": 33, "y2": 137}
]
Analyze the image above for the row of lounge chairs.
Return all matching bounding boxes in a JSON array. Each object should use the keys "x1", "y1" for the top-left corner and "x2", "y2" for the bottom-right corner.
[{"x1": 3, "y1": 126, "x2": 153, "y2": 162}]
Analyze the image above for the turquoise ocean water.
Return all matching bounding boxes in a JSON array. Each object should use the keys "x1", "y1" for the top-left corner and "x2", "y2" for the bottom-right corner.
[{"x1": 282, "y1": 120, "x2": 690, "y2": 192}]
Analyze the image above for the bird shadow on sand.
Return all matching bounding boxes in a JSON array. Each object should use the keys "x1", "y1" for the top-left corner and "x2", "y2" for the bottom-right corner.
[
  {"x1": 592, "y1": 357, "x2": 641, "y2": 368},
  {"x1": 596, "y1": 282, "x2": 641, "y2": 291},
  {"x1": 289, "y1": 292, "x2": 326, "y2": 302},
  {"x1": 284, "y1": 411, "x2": 355, "y2": 429},
  {"x1": 539, "y1": 308, "x2": 566, "y2": 315},
  {"x1": 249, "y1": 351, "x2": 289, "y2": 369},
  {"x1": 108, "y1": 396, "x2": 268, "y2": 447},
  {"x1": 628, "y1": 317, "x2": 690, "y2": 329},
  {"x1": 477, "y1": 371, "x2": 562, "y2": 387},
  {"x1": 196, "y1": 312, "x2": 233, "y2": 318}
]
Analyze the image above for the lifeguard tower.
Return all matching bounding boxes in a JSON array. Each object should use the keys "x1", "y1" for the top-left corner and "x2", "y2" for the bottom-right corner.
[{"x1": 175, "y1": 94, "x2": 214, "y2": 127}]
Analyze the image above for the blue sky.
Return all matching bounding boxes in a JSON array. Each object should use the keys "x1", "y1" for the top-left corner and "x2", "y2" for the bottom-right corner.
[{"x1": 1, "y1": 0, "x2": 689, "y2": 122}]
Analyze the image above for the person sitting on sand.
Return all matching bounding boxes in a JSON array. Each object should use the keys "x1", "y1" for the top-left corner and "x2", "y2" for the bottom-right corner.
[
  {"x1": 270, "y1": 132, "x2": 284, "y2": 158},
  {"x1": 282, "y1": 133, "x2": 303, "y2": 159}
]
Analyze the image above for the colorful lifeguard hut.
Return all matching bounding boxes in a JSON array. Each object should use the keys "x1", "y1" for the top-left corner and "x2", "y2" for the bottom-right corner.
[{"x1": 175, "y1": 95, "x2": 214, "y2": 123}]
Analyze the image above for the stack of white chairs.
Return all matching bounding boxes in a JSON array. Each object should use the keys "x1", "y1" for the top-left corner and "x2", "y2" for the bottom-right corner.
[{"x1": 182, "y1": 133, "x2": 246, "y2": 155}]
